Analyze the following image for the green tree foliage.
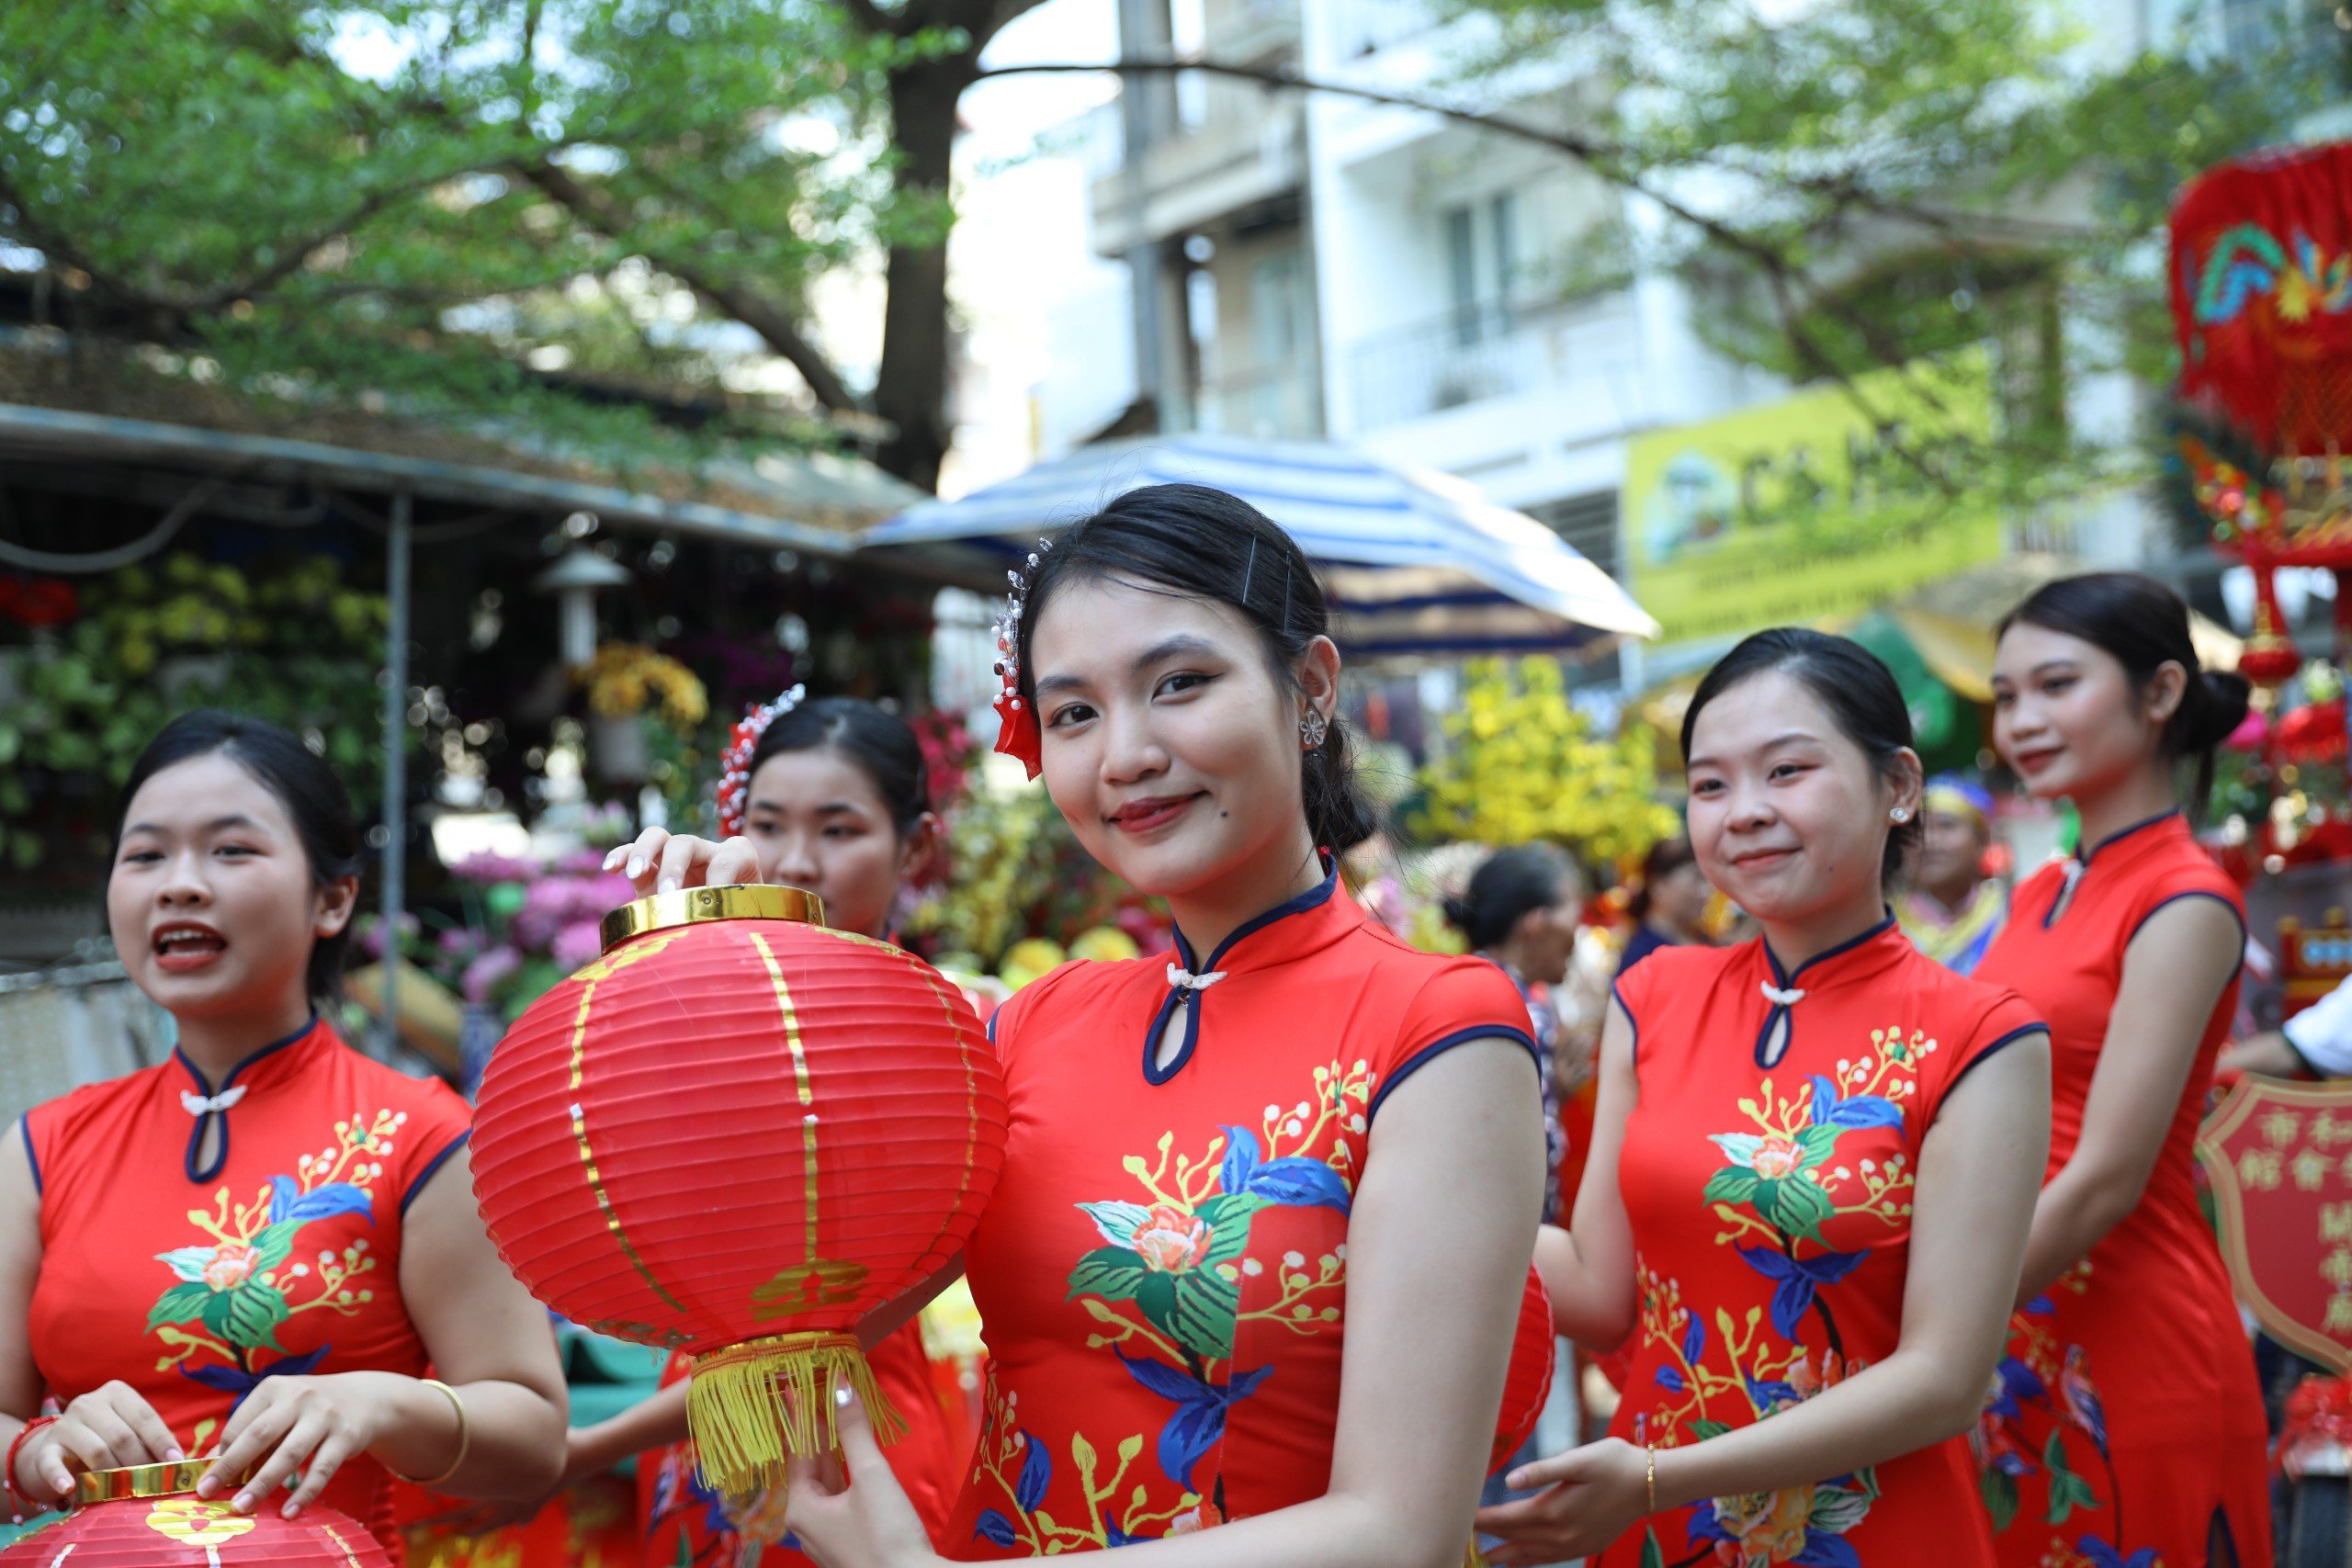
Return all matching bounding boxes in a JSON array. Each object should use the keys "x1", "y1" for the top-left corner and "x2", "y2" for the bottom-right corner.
[
  {"x1": 1434, "y1": 0, "x2": 2342, "y2": 490},
  {"x1": 0, "y1": 0, "x2": 933, "y2": 464}
]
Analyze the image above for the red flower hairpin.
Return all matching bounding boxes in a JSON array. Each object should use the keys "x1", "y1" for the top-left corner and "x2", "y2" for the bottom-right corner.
[
  {"x1": 991, "y1": 542, "x2": 1051, "y2": 780},
  {"x1": 715, "y1": 684, "x2": 807, "y2": 838}
]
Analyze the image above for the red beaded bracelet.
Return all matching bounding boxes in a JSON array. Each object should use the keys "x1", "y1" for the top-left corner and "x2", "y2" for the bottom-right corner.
[{"x1": 5, "y1": 1416, "x2": 57, "y2": 1518}]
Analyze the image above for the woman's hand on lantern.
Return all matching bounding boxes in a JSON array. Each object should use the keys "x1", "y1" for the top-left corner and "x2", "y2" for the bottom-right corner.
[
  {"x1": 1472, "y1": 1437, "x2": 1651, "y2": 1566},
  {"x1": 197, "y1": 1371, "x2": 410, "y2": 1518},
  {"x1": 17, "y1": 1381, "x2": 184, "y2": 1500},
  {"x1": 605, "y1": 828, "x2": 763, "y2": 897},
  {"x1": 785, "y1": 1384, "x2": 941, "y2": 1568}
]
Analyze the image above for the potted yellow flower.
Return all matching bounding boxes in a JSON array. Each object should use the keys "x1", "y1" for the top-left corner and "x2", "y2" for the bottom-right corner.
[{"x1": 579, "y1": 643, "x2": 708, "y2": 783}]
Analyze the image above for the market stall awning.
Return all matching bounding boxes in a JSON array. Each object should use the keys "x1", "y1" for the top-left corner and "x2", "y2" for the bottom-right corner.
[
  {"x1": 861, "y1": 434, "x2": 1659, "y2": 659},
  {"x1": 1636, "y1": 555, "x2": 2245, "y2": 755}
]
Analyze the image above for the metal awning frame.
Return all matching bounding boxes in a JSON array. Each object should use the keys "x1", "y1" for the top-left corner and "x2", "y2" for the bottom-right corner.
[{"x1": 0, "y1": 399, "x2": 900, "y2": 1052}]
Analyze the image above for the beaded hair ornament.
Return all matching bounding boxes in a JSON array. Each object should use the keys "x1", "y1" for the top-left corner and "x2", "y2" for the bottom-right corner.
[
  {"x1": 990, "y1": 539, "x2": 1052, "y2": 780},
  {"x1": 714, "y1": 684, "x2": 808, "y2": 838}
]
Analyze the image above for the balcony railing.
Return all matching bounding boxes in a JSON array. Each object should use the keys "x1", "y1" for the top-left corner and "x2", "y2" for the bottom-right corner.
[
  {"x1": 1345, "y1": 288, "x2": 1636, "y2": 431},
  {"x1": 1199, "y1": 358, "x2": 1324, "y2": 440}
]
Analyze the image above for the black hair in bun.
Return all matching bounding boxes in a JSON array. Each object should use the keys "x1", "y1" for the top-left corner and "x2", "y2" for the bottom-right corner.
[{"x1": 1444, "y1": 844, "x2": 1576, "y2": 952}]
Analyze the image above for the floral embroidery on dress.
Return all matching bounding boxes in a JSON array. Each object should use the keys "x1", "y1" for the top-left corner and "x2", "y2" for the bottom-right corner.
[
  {"x1": 644, "y1": 1438, "x2": 796, "y2": 1566},
  {"x1": 1973, "y1": 1260, "x2": 2130, "y2": 1562},
  {"x1": 972, "y1": 1061, "x2": 1371, "y2": 1551},
  {"x1": 1630, "y1": 1025, "x2": 1948, "y2": 1568},
  {"x1": 968, "y1": 1367, "x2": 1195, "y2": 1552},
  {"x1": 144, "y1": 1108, "x2": 402, "y2": 1408}
]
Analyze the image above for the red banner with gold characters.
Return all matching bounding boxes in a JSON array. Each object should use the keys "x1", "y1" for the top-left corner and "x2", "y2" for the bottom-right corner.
[{"x1": 2199, "y1": 1076, "x2": 2352, "y2": 1373}]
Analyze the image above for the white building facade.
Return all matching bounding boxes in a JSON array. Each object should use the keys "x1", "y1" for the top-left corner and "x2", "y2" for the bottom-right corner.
[{"x1": 1029, "y1": 0, "x2": 2341, "y2": 686}]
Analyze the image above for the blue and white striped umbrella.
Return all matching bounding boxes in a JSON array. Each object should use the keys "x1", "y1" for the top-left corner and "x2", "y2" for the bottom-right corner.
[{"x1": 860, "y1": 434, "x2": 1658, "y2": 659}]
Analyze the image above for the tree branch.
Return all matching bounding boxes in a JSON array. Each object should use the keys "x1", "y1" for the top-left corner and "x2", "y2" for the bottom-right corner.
[
  {"x1": 981, "y1": 56, "x2": 1986, "y2": 491},
  {"x1": 831, "y1": 0, "x2": 905, "y2": 38},
  {"x1": 515, "y1": 161, "x2": 859, "y2": 412},
  {"x1": 196, "y1": 183, "x2": 416, "y2": 310},
  {"x1": 0, "y1": 168, "x2": 148, "y2": 310}
]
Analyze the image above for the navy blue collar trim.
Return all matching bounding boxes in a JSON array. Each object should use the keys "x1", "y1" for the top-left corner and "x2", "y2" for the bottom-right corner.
[
  {"x1": 1754, "y1": 912, "x2": 1898, "y2": 1070},
  {"x1": 2041, "y1": 810, "x2": 2182, "y2": 930},
  {"x1": 2079, "y1": 808, "x2": 2179, "y2": 867},
  {"x1": 1760, "y1": 911, "x2": 1900, "y2": 988},
  {"x1": 176, "y1": 1012, "x2": 317, "y2": 1184},
  {"x1": 1145, "y1": 857, "x2": 1340, "y2": 1087}
]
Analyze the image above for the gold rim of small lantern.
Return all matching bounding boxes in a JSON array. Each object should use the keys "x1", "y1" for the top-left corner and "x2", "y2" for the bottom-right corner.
[
  {"x1": 600, "y1": 885, "x2": 825, "y2": 953},
  {"x1": 74, "y1": 1460, "x2": 216, "y2": 1506}
]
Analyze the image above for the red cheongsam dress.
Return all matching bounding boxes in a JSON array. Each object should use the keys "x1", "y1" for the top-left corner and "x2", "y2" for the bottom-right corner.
[
  {"x1": 1972, "y1": 812, "x2": 2271, "y2": 1568},
  {"x1": 639, "y1": 1319, "x2": 962, "y2": 1565},
  {"x1": 22, "y1": 1016, "x2": 473, "y2": 1563},
  {"x1": 1603, "y1": 918, "x2": 2043, "y2": 1568},
  {"x1": 944, "y1": 863, "x2": 1536, "y2": 1557}
]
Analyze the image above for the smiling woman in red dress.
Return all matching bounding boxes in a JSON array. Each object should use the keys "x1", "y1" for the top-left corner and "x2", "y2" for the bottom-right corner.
[
  {"x1": 1485, "y1": 629, "x2": 2052, "y2": 1568},
  {"x1": 611, "y1": 485, "x2": 1545, "y2": 1568},
  {"x1": 0, "y1": 712, "x2": 566, "y2": 1561},
  {"x1": 1973, "y1": 574, "x2": 2270, "y2": 1568}
]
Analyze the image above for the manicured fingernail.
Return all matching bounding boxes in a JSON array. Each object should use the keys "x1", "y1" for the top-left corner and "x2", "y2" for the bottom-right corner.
[
  {"x1": 603, "y1": 847, "x2": 625, "y2": 869},
  {"x1": 835, "y1": 1385, "x2": 853, "y2": 1406},
  {"x1": 658, "y1": 874, "x2": 679, "y2": 893},
  {"x1": 164, "y1": 1448, "x2": 184, "y2": 1462},
  {"x1": 626, "y1": 857, "x2": 645, "y2": 879}
]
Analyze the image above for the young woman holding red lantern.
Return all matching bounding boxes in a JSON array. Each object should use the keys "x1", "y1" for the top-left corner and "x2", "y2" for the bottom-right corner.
[
  {"x1": 1971, "y1": 573, "x2": 2269, "y2": 1568},
  {"x1": 611, "y1": 484, "x2": 1546, "y2": 1567},
  {"x1": 548, "y1": 694, "x2": 965, "y2": 1567},
  {"x1": 0, "y1": 711, "x2": 568, "y2": 1559}
]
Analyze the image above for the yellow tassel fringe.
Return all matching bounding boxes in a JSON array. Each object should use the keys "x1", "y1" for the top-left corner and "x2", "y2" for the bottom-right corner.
[{"x1": 686, "y1": 1332, "x2": 907, "y2": 1497}]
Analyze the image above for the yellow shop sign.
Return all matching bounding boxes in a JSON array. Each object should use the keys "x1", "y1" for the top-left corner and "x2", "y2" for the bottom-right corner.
[{"x1": 1623, "y1": 350, "x2": 1997, "y2": 645}]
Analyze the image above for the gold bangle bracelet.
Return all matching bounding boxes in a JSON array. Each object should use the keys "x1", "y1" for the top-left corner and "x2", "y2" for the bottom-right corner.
[
  {"x1": 386, "y1": 1379, "x2": 469, "y2": 1488},
  {"x1": 1645, "y1": 1444, "x2": 1657, "y2": 1515}
]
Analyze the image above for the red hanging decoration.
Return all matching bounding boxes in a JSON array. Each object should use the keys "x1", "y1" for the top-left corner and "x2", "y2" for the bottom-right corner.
[
  {"x1": 2237, "y1": 577, "x2": 2304, "y2": 688},
  {"x1": 2275, "y1": 697, "x2": 2347, "y2": 764},
  {"x1": 0, "y1": 577, "x2": 76, "y2": 629},
  {"x1": 0, "y1": 1463, "x2": 390, "y2": 1565},
  {"x1": 1488, "y1": 1265, "x2": 1557, "y2": 1475},
  {"x1": 2171, "y1": 142, "x2": 2352, "y2": 571},
  {"x1": 469, "y1": 886, "x2": 1009, "y2": 1496}
]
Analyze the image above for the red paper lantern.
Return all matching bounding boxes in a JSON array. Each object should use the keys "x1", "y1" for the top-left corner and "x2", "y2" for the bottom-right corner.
[
  {"x1": 470, "y1": 886, "x2": 1008, "y2": 1495},
  {"x1": 1489, "y1": 1264, "x2": 1557, "y2": 1474},
  {"x1": 2277, "y1": 698, "x2": 2348, "y2": 764},
  {"x1": 0, "y1": 1463, "x2": 390, "y2": 1565},
  {"x1": 2238, "y1": 589, "x2": 2304, "y2": 687}
]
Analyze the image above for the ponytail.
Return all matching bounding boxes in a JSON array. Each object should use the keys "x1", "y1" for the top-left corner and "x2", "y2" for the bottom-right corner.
[{"x1": 1303, "y1": 718, "x2": 1379, "y2": 853}]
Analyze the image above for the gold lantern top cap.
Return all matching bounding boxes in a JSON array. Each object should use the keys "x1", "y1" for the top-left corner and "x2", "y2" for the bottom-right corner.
[
  {"x1": 74, "y1": 1459, "x2": 214, "y2": 1506},
  {"x1": 601, "y1": 884, "x2": 825, "y2": 952}
]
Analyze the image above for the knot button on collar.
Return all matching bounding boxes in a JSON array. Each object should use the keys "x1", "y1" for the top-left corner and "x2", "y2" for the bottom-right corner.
[
  {"x1": 1166, "y1": 963, "x2": 1229, "y2": 994},
  {"x1": 180, "y1": 1085, "x2": 249, "y2": 1117}
]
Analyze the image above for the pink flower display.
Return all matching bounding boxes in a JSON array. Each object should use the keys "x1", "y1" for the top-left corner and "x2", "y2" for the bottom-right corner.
[
  {"x1": 552, "y1": 919, "x2": 606, "y2": 973},
  {"x1": 461, "y1": 946, "x2": 524, "y2": 1006}
]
